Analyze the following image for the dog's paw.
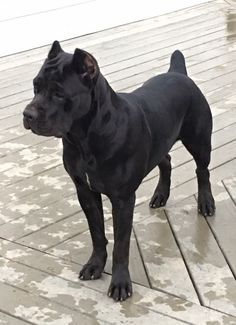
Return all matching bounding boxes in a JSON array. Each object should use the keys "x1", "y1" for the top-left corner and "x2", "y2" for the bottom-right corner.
[
  {"x1": 79, "y1": 253, "x2": 106, "y2": 280},
  {"x1": 198, "y1": 191, "x2": 215, "y2": 217},
  {"x1": 108, "y1": 267, "x2": 132, "y2": 301},
  {"x1": 79, "y1": 263, "x2": 103, "y2": 280},
  {"x1": 149, "y1": 191, "x2": 168, "y2": 208}
]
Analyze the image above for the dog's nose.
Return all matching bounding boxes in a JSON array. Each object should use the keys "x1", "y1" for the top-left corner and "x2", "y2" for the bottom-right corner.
[{"x1": 23, "y1": 106, "x2": 38, "y2": 121}]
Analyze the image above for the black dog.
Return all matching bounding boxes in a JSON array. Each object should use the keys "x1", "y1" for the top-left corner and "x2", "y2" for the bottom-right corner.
[{"x1": 23, "y1": 41, "x2": 215, "y2": 301}]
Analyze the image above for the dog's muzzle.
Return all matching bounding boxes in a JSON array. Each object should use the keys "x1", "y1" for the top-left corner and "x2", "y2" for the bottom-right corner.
[
  {"x1": 23, "y1": 105, "x2": 62, "y2": 138},
  {"x1": 23, "y1": 116, "x2": 31, "y2": 130},
  {"x1": 23, "y1": 105, "x2": 39, "y2": 130}
]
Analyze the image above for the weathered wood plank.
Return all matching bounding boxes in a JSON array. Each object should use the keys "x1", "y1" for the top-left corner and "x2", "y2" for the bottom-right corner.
[
  {"x1": 46, "y1": 219, "x2": 150, "y2": 288},
  {"x1": 211, "y1": 94, "x2": 236, "y2": 117},
  {"x1": 83, "y1": 12, "x2": 227, "y2": 56},
  {"x1": 0, "y1": 256, "x2": 182, "y2": 324},
  {"x1": 0, "y1": 6, "x2": 226, "y2": 86},
  {"x1": 0, "y1": 194, "x2": 80, "y2": 241},
  {"x1": 0, "y1": 126, "x2": 26, "y2": 145},
  {"x1": 0, "y1": 80, "x2": 230, "y2": 127},
  {"x1": 0, "y1": 23, "x2": 231, "y2": 98},
  {"x1": 0, "y1": 90, "x2": 32, "y2": 109},
  {"x1": 1, "y1": 238, "x2": 235, "y2": 324},
  {"x1": 125, "y1": 71, "x2": 236, "y2": 109},
  {"x1": 0, "y1": 114, "x2": 23, "y2": 130},
  {"x1": 0, "y1": 133, "x2": 47, "y2": 157},
  {"x1": 0, "y1": 138, "x2": 60, "y2": 175},
  {"x1": 200, "y1": 70, "x2": 236, "y2": 95},
  {"x1": 202, "y1": 180, "x2": 236, "y2": 276},
  {"x1": 106, "y1": 45, "x2": 236, "y2": 85},
  {"x1": 3, "y1": 164, "x2": 72, "y2": 202},
  {"x1": 104, "y1": 34, "x2": 235, "y2": 76},
  {"x1": 0, "y1": 189, "x2": 61, "y2": 225},
  {"x1": 110, "y1": 52, "x2": 236, "y2": 92},
  {"x1": 169, "y1": 159, "x2": 236, "y2": 207},
  {"x1": 0, "y1": 0, "x2": 226, "y2": 71},
  {"x1": 166, "y1": 196, "x2": 236, "y2": 316},
  {"x1": 1, "y1": 39, "x2": 235, "y2": 112},
  {"x1": 0, "y1": 6, "x2": 233, "y2": 100},
  {"x1": 0, "y1": 280, "x2": 103, "y2": 325},
  {"x1": 117, "y1": 61, "x2": 236, "y2": 95},
  {"x1": 206, "y1": 79, "x2": 236, "y2": 105},
  {"x1": 0, "y1": 16, "x2": 228, "y2": 91},
  {"x1": 1, "y1": 45, "x2": 235, "y2": 115},
  {"x1": 213, "y1": 107, "x2": 236, "y2": 132},
  {"x1": 133, "y1": 205, "x2": 199, "y2": 303},
  {"x1": 0, "y1": 312, "x2": 31, "y2": 325},
  {"x1": 0, "y1": 152, "x2": 61, "y2": 187},
  {"x1": 0, "y1": 165, "x2": 75, "y2": 225},
  {"x1": 191, "y1": 57, "x2": 236, "y2": 81},
  {"x1": 16, "y1": 205, "x2": 110, "y2": 252},
  {"x1": 224, "y1": 176, "x2": 236, "y2": 204},
  {"x1": 0, "y1": 101, "x2": 30, "y2": 119},
  {"x1": 0, "y1": 16, "x2": 230, "y2": 89},
  {"x1": 1, "y1": 237, "x2": 236, "y2": 324},
  {"x1": 110, "y1": 32, "x2": 235, "y2": 82}
]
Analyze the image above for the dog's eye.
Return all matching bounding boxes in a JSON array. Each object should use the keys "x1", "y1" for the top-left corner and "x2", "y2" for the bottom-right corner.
[{"x1": 53, "y1": 92, "x2": 65, "y2": 100}]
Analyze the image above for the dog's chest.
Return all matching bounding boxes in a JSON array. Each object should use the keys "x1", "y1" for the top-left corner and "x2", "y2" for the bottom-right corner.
[
  {"x1": 85, "y1": 172, "x2": 92, "y2": 190},
  {"x1": 70, "y1": 153, "x2": 104, "y2": 191},
  {"x1": 84, "y1": 170, "x2": 106, "y2": 193},
  {"x1": 64, "y1": 139, "x2": 125, "y2": 195}
]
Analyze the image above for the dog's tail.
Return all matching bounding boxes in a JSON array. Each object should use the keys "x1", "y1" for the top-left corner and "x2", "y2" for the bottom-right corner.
[{"x1": 168, "y1": 50, "x2": 187, "y2": 75}]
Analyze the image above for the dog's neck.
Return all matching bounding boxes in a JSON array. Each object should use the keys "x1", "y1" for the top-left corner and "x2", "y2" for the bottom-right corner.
[{"x1": 65, "y1": 73, "x2": 128, "y2": 164}]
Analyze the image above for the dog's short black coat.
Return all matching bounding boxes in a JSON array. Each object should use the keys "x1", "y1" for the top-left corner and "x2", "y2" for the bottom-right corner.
[{"x1": 23, "y1": 41, "x2": 215, "y2": 301}]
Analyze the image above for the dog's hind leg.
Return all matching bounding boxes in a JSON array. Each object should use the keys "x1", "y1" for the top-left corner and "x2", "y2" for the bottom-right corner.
[
  {"x1": 182, "y1": 137, "x2": 215, "y2": 216},
  {"x1": 180, "y1": 109, "x2": 215, "y2": 216},
  {"x1": 149, "y1": 154, "x2": 172, "y2": 208}
]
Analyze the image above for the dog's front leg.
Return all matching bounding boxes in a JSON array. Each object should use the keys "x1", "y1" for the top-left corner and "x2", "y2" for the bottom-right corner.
[
  {"x1": 108, "y1": 194, "x2": 135, "y2": 301},
  {"x1": 75, "y1": 184, "x2": 108, "y2": 280}
]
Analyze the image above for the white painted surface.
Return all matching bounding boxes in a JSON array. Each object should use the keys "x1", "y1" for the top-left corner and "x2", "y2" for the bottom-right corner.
[{"x1": 0, "y1": 0, "x2": 209, "y2": 57}]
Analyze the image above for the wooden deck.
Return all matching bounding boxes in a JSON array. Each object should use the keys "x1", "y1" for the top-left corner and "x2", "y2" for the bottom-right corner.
[{"x1": 1, "y1": 0, "x2": 236, "y2": 323}]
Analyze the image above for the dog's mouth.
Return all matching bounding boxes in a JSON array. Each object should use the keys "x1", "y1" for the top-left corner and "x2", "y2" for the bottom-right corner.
[
  {"x1": 23, "y1": 116, "x2": 62, "y2": 138},
  {"x1": 23, "y1": 116, "x2": 31, "y2": 130}
]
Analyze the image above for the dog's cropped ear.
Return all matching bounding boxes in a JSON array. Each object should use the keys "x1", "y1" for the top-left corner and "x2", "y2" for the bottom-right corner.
[
  {"x1": 48, "y1": 40, "x2": 63, "y2": 59},
  {"x1": 72, "y1": 48, "x2": 99, "y2": 79}
]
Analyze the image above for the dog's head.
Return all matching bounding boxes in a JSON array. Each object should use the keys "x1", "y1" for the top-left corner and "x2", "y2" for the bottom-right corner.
[{"x1": 23, "y1": 41, "x2": 99, "y2": 137}]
